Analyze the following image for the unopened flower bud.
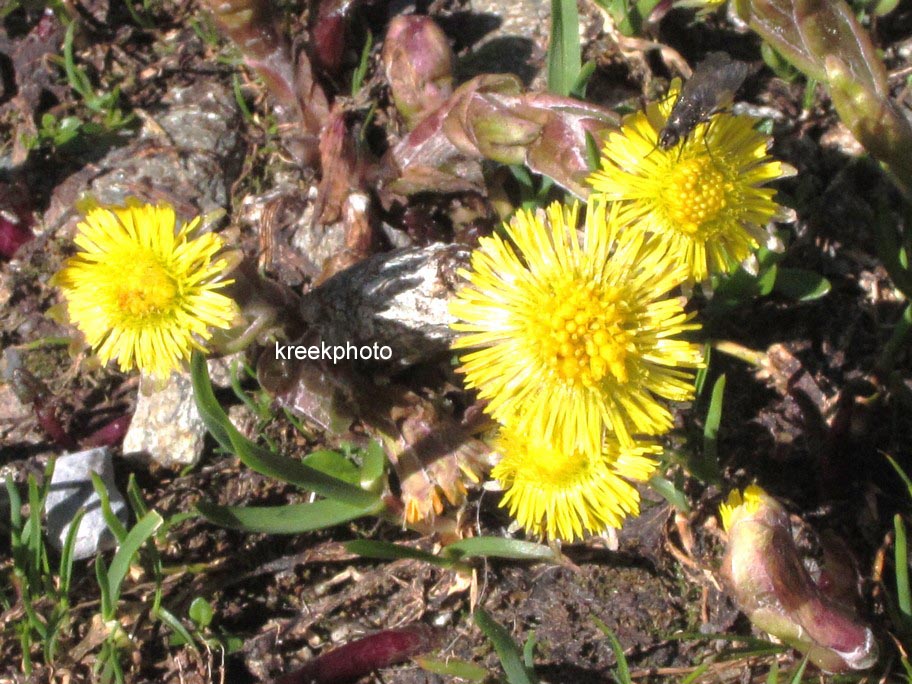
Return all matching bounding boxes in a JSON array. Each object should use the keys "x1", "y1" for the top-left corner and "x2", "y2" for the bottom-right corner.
[
  {"x1": 382, "y1": 16, "x2": 454, "y2": 129},
  {"x1": 720, "y1": 486, "x2": 878, "y2": 673}
]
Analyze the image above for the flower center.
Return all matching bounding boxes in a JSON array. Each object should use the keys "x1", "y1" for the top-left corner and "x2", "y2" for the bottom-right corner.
[
  {"x1": 112, "y1": 254, "x2": 179, "y2": 319},
  {"x1": 664, "y1": 157, "x2": 730, "y2": 236},
  {"x1": 514, "y1": 442, "x2": 590, "y2": 488},
  {"x1": 528, "y1": 279, "x2": 631, "y2": 387}
]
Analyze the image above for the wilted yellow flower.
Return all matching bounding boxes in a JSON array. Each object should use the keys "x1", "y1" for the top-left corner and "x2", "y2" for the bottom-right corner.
[
  {"x1": 450, "y1": 200, "x2": 703, "y2": 454},
  {"x1": 52, "y1": 201, "x2": 237, "y2": 380},
  {"x1": 587, "y1": 82, "x2": 792, "y2": 284},
  {"x1": 492, "y1": 427, "x2": 660, "y2": 541}
]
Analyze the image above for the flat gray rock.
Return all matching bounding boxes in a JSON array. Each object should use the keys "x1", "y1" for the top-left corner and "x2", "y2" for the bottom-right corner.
[{"x1": 46, "y1": 447, "x2": 127, "y2": 560}]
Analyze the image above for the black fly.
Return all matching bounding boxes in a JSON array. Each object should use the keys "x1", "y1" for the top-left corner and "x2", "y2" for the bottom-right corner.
[{"x1": 658, "y1": 52, "x2": 750, "y2": 150}]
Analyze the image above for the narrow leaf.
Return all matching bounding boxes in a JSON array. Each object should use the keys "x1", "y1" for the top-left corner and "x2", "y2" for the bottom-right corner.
[
  {"x1": 344, "y1": 540, "x2": 451, "y2": 566},
  {"x1": 547, "y1": 0, "x2": 581, "y2": 97},
  {"x1": 475, "y1": 609, "x2": 538, "y2": 684},
  {"x1": 444, "y1": 537, "x2": 557, "y2": 562},
  {"x1": 773, "y1": 267, "x2": 831, "y2": 301},
  {"x1": 190, "y1": 352, "x2": 379, "y2": 508},
  {"x1": 106, "y1": 511, "x2": 163, "y2": 605},
  {"x1": 196, "y1": 499, "x2": 376, "y2": 534}
]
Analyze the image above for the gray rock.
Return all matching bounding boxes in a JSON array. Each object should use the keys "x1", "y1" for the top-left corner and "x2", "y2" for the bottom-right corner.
[
  {"x1": 122, "y1": 357, "x2": 241, "y2": 468},
  {"x1": 43, "y1": 80, "x2": 244, "y2": 239},
  {"x1": 46, "y1": 447, "x2": 127, "y2": 560},
  {"x1": 122, "y1": 371, "x2": 207, "y2": 468}
]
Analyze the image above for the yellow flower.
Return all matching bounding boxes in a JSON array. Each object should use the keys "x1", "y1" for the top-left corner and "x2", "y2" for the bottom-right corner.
[
  {"x1": 450, "y1": 200, "x2": 703, "y2": 454},
  {"x1": 492, "y1": 427, "x2": 661, "y2": 541},
  {"x1": 718, "y1": 484, "x2": 767, "y2": 532},
  {"x1": 52, "y1": 201, "x2": 237, "y2": 380},
  {"x1": 587, "y1": 83, "x2": 792, "y2": 284}
]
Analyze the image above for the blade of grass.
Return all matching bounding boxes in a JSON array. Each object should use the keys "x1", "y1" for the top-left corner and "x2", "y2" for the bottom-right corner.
[
  {"x1": 415, "y1": 656, "x2": 488, "y2": 680},
  {"x1": 91, "y1": 473, "x2": 128, "y2": 543},
  {"x1": 106, "y1": 511, "x2": 163, "y2": 607},
  {"x1": 547, "y1": 0, "x2": 581, "y2": 97},
  {"x1": 648, "y1": 474, "x2": 691, "y2": 513},
  {"x1": 787, "y1": 655, "x2": 808, "y2": 684},
  {"x1": 592, "y1": 617, "x2": 630, "y2": 684},
  {"x1": 896, "y1": 514, "x2": 911, "y2": 619},
  {"x1": 474, "y1": 609, "x2": 538, "y2": 684}
]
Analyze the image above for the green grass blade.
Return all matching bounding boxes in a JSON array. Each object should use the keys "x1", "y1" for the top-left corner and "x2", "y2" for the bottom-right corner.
[
  {"x1": 896, "y1": 514, "x2": 911, "y2": 619},
  {"x1": 765, "y1": 659, "x2": 778, "y2": 684},
  {"x1": 885, "y1": 453, "x2": 912, "y2": 501},
  {"x1": 190, "y1": 352, "x2": 380, "y2": 508},
  {"x1": 592, "y1": 617, "x2": 630, "y2": 684},
  {"x1": 344, "y1": 540, "x2": 452, "y2": 566},
  {"x1": 352, "y1": 30, "x2": 373, "y2": 96},
  {"x1": 682, "y1": 663, "x2": 710, "y2": 684},
  {"x1": 96, "y1": 554, "x2": 113, "y2": 618},
  {"x1": 547, "y1": 0, "x2": 581, "y2": 97},
  {"x1": 444, "y1": 537, "x2": 557, "y2": 562},
  {"x1": 155, "y1": 605, "x2": 198, "y2": 651},
  {"x1": 696, "y1": 374, "x2": 725, "y2": 484},
  {"x1": 196, "y1": 499, "x2": 378, "y2": 534},
  {"x1": 475, "y1": 609, "x2": 538, "y2": 684},
  {"x1": 106, "y1": 511, "x2": 163, "y2": 606},
  {"x1": 59, "y1": 507, "x2": 86, "y2": 596},
  {"x1": 91, "y1": 473, "x2": 128, "y2": 543},
  {"x1": 787, "y1": 655, "x2": 808, "y2": 684},
  {"x1": 415, "y1": 656, "x2": 488, "y2": 680},
  {"x1": 648, "y1": 474, "x2": 690, "y2": 513},
  {"x1": 26, "y1": 475, "x2": 48, "y2": 585}
]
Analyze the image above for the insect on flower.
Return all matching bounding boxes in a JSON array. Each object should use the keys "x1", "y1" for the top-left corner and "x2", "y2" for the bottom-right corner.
[{"x1": 658, "y1": 51, "x2": 750, "y2": 150}]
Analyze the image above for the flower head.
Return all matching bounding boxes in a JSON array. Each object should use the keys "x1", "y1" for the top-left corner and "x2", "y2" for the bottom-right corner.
[
  {"x1": 492, "y1": 427, "x2": 660, "y2": 541},
  {"x1": 450, "y1": 200, "x2": 703, "y2": 454},
  {"x1": 52, "y1": 201, "x2": 238, "y2": 380},
  {"x1": 718, "y1": 484, "x2": 768, "y2": 532},
  {"x1": 587, "y1": 82, "x2": 792, "y2": 284}
]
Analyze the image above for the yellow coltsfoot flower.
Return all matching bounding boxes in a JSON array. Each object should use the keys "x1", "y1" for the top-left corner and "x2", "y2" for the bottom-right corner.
[
  {"x1": 587, "y1": 82, "x2": 793, "y2": 285},
  {"x1": 450, "y1": 199, "x2": 703, "y2": 454},
  {"x1": 492, "y1": 427, "x2": 661, "y2": 541},
  {"x1": 52, "y1": 201, "x2": 238, "y2": 381}
]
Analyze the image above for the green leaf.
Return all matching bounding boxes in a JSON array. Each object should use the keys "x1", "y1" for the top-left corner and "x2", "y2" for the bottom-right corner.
[
  {"x1": 443, "y1": 537, "x2": 557, "y2": 562},
  {"x1": 772, "y1": 267, "x2": 831, "y2": 301},
  {"x1": 896, "y1": 514, "x2": 911, "y2": 619},
  {"x1": 359, "y1": 440, "x2": 387, "y2": 492},
  {"x1": 196, "y1": 499, "x2": 376, "y2": 534},
  {"x1": 648, "y1": 475, "x2": 690, "y2": 513},
  {"x1": 592, "y1": 618, "x2": 631, "y2": 684},
  {"x1": 885, "y1": 453, "x2": 912, "y2": 502},
  {"x1": 189, "y1": 597, "x2": 215, "y2": 629},
  {"x1": 787, "y1": 655, "x2": 809, "y2": 684},
  {"x1": 475, "y1": 609, "x2": 538, "y2": 684},
  {"x1": 106, "y1": 511, "x2": 163, "y2": 607},
  {"x1": 303, "y1": 450, "x2": 360, "y2": 485},
  {"x1": 547, "y1": 0, "x2": 581, "y2": 97},
  {"x1": 190, "y1": 352, "x2": 380, "y2": 509},
  {"x1": 344, "y1": 540, "x2": 452, "y2": 567},
  {"x1": 695, "y1": 374, "x2": 725, "y2": 484},
  {"x1": 91, "y1": 473, "x2": 128, "y2": 543},
  {"x1": 415, "y1": 656, "x2": 488, "y2": 680},
  {"x1": 157, "y1": 605, "x2": 197, "y2": 651}
]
